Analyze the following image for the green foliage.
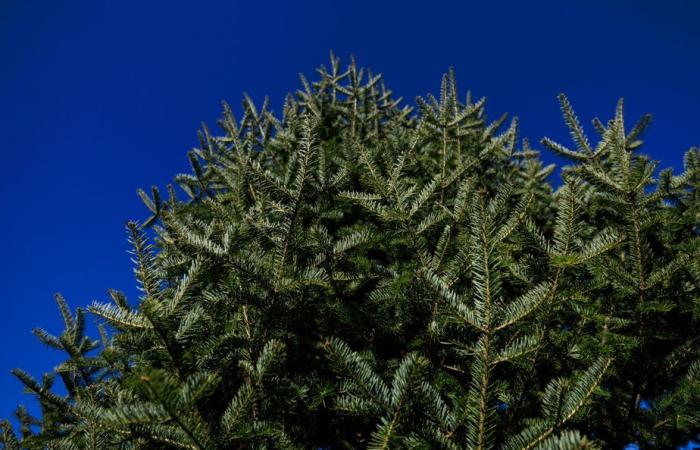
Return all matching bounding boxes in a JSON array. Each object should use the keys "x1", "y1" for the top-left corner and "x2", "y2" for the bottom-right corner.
[{"x1": 2, "y1": 54, "x2": 698, "y2": 449}]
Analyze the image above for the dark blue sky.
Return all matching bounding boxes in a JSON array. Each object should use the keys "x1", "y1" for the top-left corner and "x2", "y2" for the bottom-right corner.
[{"x1": 1, "y1": 0, "x2": 699, "y2": 422}]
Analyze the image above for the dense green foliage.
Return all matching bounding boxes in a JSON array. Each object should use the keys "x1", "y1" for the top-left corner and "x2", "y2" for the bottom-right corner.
[{"x1": 2, "y1": 55, "x2": 698, "y2": 449}]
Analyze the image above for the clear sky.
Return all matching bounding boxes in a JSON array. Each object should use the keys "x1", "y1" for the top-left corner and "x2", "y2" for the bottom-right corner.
[{"x1": 1, "y1": 0, "x2": 699, "y2": 425}]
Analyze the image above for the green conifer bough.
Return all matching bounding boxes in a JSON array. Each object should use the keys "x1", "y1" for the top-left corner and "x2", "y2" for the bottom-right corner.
[{"x1": 2, "y1": 54, "x2": 698, "y2": 449}]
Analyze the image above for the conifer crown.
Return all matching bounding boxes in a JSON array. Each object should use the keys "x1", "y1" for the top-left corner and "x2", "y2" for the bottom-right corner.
[{"x1": 2, "y1": 53, "x2": 698, "y2": 449}]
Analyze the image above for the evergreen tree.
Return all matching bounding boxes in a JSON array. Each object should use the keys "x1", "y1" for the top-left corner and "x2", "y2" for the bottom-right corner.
[{"x1": 1, "y1": 54, "x2": 697, "y2": 449}]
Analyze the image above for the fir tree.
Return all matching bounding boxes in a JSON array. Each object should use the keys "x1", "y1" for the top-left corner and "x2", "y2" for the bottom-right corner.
[{"x1": 1, "y1": 54, "x2": 697, "y2": 449}]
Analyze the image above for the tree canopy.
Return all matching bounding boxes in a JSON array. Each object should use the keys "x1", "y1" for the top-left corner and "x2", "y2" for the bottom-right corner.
[{"x1": 2, "y1": 54, "x2": 698, "y2": 449}]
